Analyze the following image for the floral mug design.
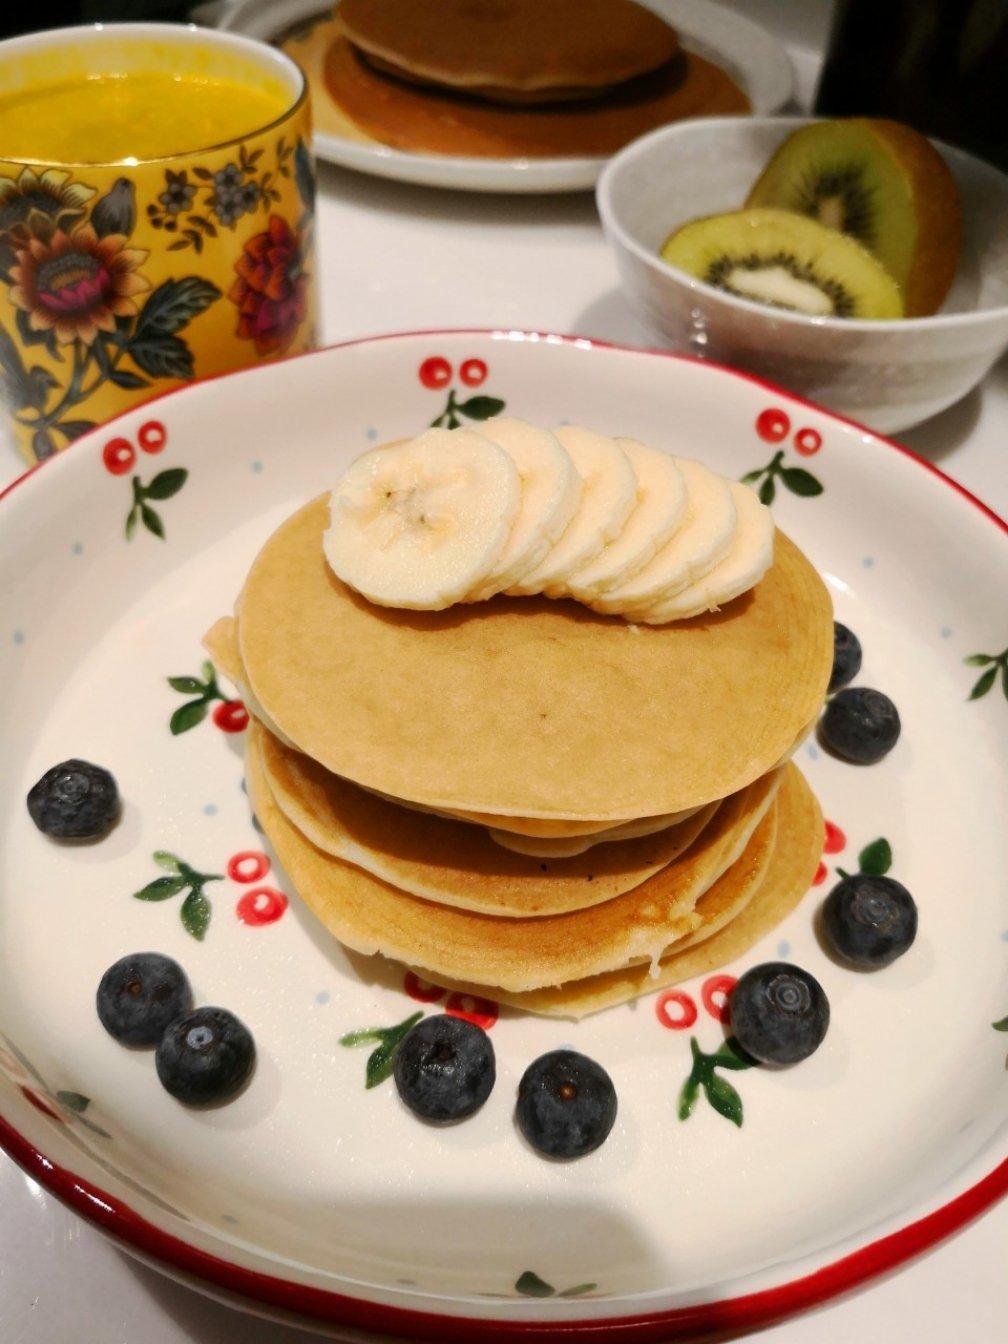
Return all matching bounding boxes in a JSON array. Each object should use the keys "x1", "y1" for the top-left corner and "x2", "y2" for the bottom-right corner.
[{"x1": 0, "y1": 27, "x2": 317, "y2": 466}]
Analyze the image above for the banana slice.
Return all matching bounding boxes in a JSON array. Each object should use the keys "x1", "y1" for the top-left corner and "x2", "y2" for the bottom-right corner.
[
  {"x1": 323, "y1": 429, "x2": 520, "y2": 610},
  {"x1": 508, "y1": 425, "x2": 637, "y2": 597},
  {"x1": 489, "y1": 802, "x2": 707, "y2": 857},
  {"x1": 636, "y1": 480, "x2": 774, "y2": 624},
  {"x1": 465, "y1": 418, "x2": 581, "y2": 601},
  {"x1": 591, "y1": 459, "x2": 737, "y2": 615},
  {"x1": 563, "y1": 439, "x2": 688, "y2": 601}
]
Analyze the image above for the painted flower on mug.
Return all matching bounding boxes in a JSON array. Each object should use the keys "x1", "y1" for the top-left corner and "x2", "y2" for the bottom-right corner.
[
  {"x1": 9, "y1": 224, "x2": 150, "y2": 346},
  {"x1": 229, "y1": 214, "x2": 309, "y2": 355},
  {"x1": 0, "y1": 167, "x2": 96, "y2": 270}
]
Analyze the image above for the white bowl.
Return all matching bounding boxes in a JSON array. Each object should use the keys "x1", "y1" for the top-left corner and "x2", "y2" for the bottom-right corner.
[{"x1": 597, "y1": 116, "x2": 1008, "y2": 433}]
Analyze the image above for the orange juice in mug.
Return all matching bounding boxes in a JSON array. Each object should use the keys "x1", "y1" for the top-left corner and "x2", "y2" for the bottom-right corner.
[{"x1": 0, "y1": 24, "x2": 318, "y2": 465}]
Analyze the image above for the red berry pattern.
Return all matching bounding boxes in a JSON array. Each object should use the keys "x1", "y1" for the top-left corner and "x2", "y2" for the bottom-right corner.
[
  {"x1": 418, "y1": 356, "x2": 452, "y2": 389},
  {"x1": 823, "y1": 820, "x2": 846, "y2": 854},
  {"x1": 459, "y1": 357, "x2": 488, "y2": 387},
  {"x1": 236, "y1": 887, "x2": 288, "y2": 926},
  {"x1": 404, "y1": 971, "x2": 447, "y2": 1004},
  {"x1": 756, "y1": 408, "x2": 790, "y2": 443},
  {"x1": 420, "y1": 353, "x2": 506, "y2": 430},
  {"x1": 655, "y1": 990, "x2": 698, "y2": 1030},
  {"x1": 138, "y1": 419, "x2": 167, "y2": 453},
  {"x1": 227, "y1": 851, "x2": 271, "y2": 883},
  {"x1": 103, "y1": 438, "x2": 136, "y2": 475},
  {"x1": 813, "y1": 861, "x2": 829, "y2": 886},
  {"x1": 21, "y1": 1086, "x2": 62, "y2": 1123},
  {"x1": 701, "y1": 975, "x2": 737, "y2": 1023},
  {"x1": 794, "y1": 427, "x2": 822, "y2": 456},
  {"x1": 445, "y1": 992, "x2": 498, "y2": 1030},
  {"x1": 213, "y1": 700, "x2": 249, "y2": 733}
]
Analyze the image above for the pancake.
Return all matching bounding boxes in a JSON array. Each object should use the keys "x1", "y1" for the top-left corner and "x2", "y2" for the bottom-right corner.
[
  {"x1": 205, "y1": 613, "x2": 703, "y2": 842},
  {"x1": 237, "y1": 496, "x2": 832, "y2": 820},
  {"x1": 339, "y1": 0, "x2": 679, "y2": 104},
  {"x1": 207, "y1": 615, "x2": 707, "y2": 843},
  {"x1": 246, "y1": 733, "x2": 783, "y2": 991},
  {"x1": 323, "y1": 33, "x2": 750, "y2": 158},
  {"x1": 421, "y1": 763, "x2": 821, "y2": 1017},
  {"x1": 254, "y1": 719, "x2": 721, "y2": 917}
]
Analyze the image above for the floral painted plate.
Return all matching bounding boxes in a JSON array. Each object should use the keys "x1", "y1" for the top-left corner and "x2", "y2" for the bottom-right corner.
[
  {"x1": 218, "y1": 0, "x2": 793, "y2": 193},
  {"x1": 0, "y1": 331, "x2": 1005, "y2": 1343}
]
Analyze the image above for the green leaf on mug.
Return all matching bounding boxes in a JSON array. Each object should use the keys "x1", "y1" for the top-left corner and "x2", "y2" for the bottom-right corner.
[
  {"x1": 57, "y1": 420, "x2": 97, "y2": 442},
  {"x1": 127, "y1": 334, "x2": 194, "y2": 381},
  {"x1": 134, "y1": 277, "x2": 221, "y2": 338},
  {"x1": 110, "y1": 369, "x2": 150, "y2": 390}
]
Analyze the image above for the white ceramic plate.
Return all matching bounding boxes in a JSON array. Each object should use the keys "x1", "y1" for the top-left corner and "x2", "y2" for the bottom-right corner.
[
  {"x1": 217, "y1": 0, "x2": 794, "y2": 192},
  {"x1": 0, "y1": 332, "x2": 1006, "y2": 1343}
]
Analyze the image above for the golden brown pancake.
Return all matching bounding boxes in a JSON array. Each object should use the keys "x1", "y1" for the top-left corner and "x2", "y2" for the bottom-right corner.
[
  {"x1": 236, "y1": 496, "x2": 832, "y2": 820},
  {"x1": 339, "y1": 0, "x2": 679, "y2": 104},
  {"x1": 204, "y1": 613, "x2": 709, "y2": 841},
  {"x1": 246, "y1": 731, "x2": 783, "y2": 991},
  {"x1": 418, "y1": 763, "x2": 821, "y2": 1016},
  {"x1": 254, "y1": 718, "x2": 721, "y2": 916},
  {"x1": 323, "y1": 34, "x2": 749, "y2": 158}
]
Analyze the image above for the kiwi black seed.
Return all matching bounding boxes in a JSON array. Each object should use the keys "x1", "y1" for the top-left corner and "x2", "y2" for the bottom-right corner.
[
  {"x1": 660, "y1": 207, "x2": 904, "y2": 320},
  {"x1": 745, "y1": 118, "x2": 962, "y2": 316}
]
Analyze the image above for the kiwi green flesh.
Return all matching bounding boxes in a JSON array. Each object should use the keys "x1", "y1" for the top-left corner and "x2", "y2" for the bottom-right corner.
[
  {"x1": 745, "y1": 121, "x2": 917, "y2": 295},
  {"x1": 660, "y1": 208, "x2": 904, "y2": 320}
]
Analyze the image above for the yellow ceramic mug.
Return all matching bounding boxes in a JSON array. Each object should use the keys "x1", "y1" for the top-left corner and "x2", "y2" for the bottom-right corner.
[{"x1": 0, "y1": 23, "x2": 317, "y2": 465}]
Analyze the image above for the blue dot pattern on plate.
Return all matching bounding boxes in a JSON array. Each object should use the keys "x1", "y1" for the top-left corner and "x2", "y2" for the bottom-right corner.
[
  {"x1": 861, "y1": 556, "x2": 875, "y2": 568},
  {"x1": 203, "y1": 803, "x2": 218, "y2": 816},
  {"x1": 12, "y1": 630, "x2": 24, "y2": 645},
  {"x1": 221, "y1": 1213, "x2": 239, "y2": 1225},
  {"x1": 71, "y1": 541, "x2": 84, "y2": 555},
  {"x1": 806, "y1": 742, "x2": 819, "y2": 761},
  {"x1": 365, "y1": 427, "x2": 378, "y2": 442},
  {"x1": 1001, "y1": 930, "x2": 1008, "y2": 942},
  {"x1": 314, "y1": 991, "x2": 330, "y2": 1005},
  {"x1": 251, "y1": 460, "x2": 263, "y2": 474},
  {"x1": 941, "y1": 627, "x2": 953, "y2": 639},
  {"x1": 777, "y1": 939, "x2": 791, "y2": 957}
]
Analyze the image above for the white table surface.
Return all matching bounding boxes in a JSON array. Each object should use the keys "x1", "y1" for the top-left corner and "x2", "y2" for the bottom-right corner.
[{"x1": 1, "y1": 3, "x2": 1005, "y2": 1340}]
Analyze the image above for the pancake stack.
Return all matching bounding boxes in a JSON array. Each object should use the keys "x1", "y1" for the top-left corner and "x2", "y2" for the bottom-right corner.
[
  {"x1": 208, "y1": 459, "x2": 833, "y2": 1018},
  {"x1": 283, "y1": 0, "x2": 750, "y2": 159}
]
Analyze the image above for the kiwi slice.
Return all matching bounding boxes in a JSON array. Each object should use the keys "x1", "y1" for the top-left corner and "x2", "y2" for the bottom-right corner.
[
  {"x1": 745, "y1": 119, "x2": 961, "y2": 317},
  {"x1": 660, "y1": 207, "x2": 904, "y2": 319}
]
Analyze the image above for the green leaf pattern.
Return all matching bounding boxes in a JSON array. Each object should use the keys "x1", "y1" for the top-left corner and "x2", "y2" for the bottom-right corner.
[
  {"x1": 741, "y1": 449, "x2": 823, "y2": 502},
  {"x1": 339, "y1": 1011, "x2": 423, "y2": 1088},
  {"x1": 964, "y1": 647, "x2": 1008, "y2": 702},
  {"x1": 125, "y1": 468, "x2": 188, "y2": 541},
  {"x1": 167, "y1": 660, "x2": 227, "y2": 734},
  {"x1": 132, "y1": 852, "x2": 222, "y2": 940},
  {"x1": 429, "y1": 387, "x2": 506, "y2": 430},
  {"x1": 677, "y1": 1036, "x2": 754, "y2": 1128}
]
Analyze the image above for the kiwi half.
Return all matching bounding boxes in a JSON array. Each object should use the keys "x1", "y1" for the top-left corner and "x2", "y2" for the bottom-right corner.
[
  {"x1": 660, "y1": 208, "x2": 904, "y2": 319},
  {"x1": 745, "y1": 119, "x2": 961, "y2": 317}
]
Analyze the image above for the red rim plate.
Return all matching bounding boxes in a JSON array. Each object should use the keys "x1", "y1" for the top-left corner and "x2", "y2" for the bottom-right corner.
[{"x1": 1, "y1": 329, "x2": 1005, "y2": 1341}]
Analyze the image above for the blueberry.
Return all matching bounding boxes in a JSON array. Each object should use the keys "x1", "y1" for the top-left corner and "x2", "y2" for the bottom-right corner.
[
  {"x1": 516, "y1": 1049, "x2": 617, "y2": 1159},
  {"x1": 820, "y1": 687, "x2": 900, "y2": 764},
  {"x1": 730, "y1": 963, "x2": 829, "y2": 1065},
  {"x1": 823, "y1": 874, "x2": 917, "y2": 968},
  {"x1": 27, "y1": 759, "x2": 119, "y2": 839},
  {"x1": 829, "y1": 622, "x2": 862, "y2": 694},
  {"x1": 393, "y1": 1014, "x2": 495, "y2": 1122},
  {"x1": 97, "y1": 953, "x2": 193, "y2": 1047},
  {"x1": 155, "y1": 1007, "x2": 255, "y2": 1106}
]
